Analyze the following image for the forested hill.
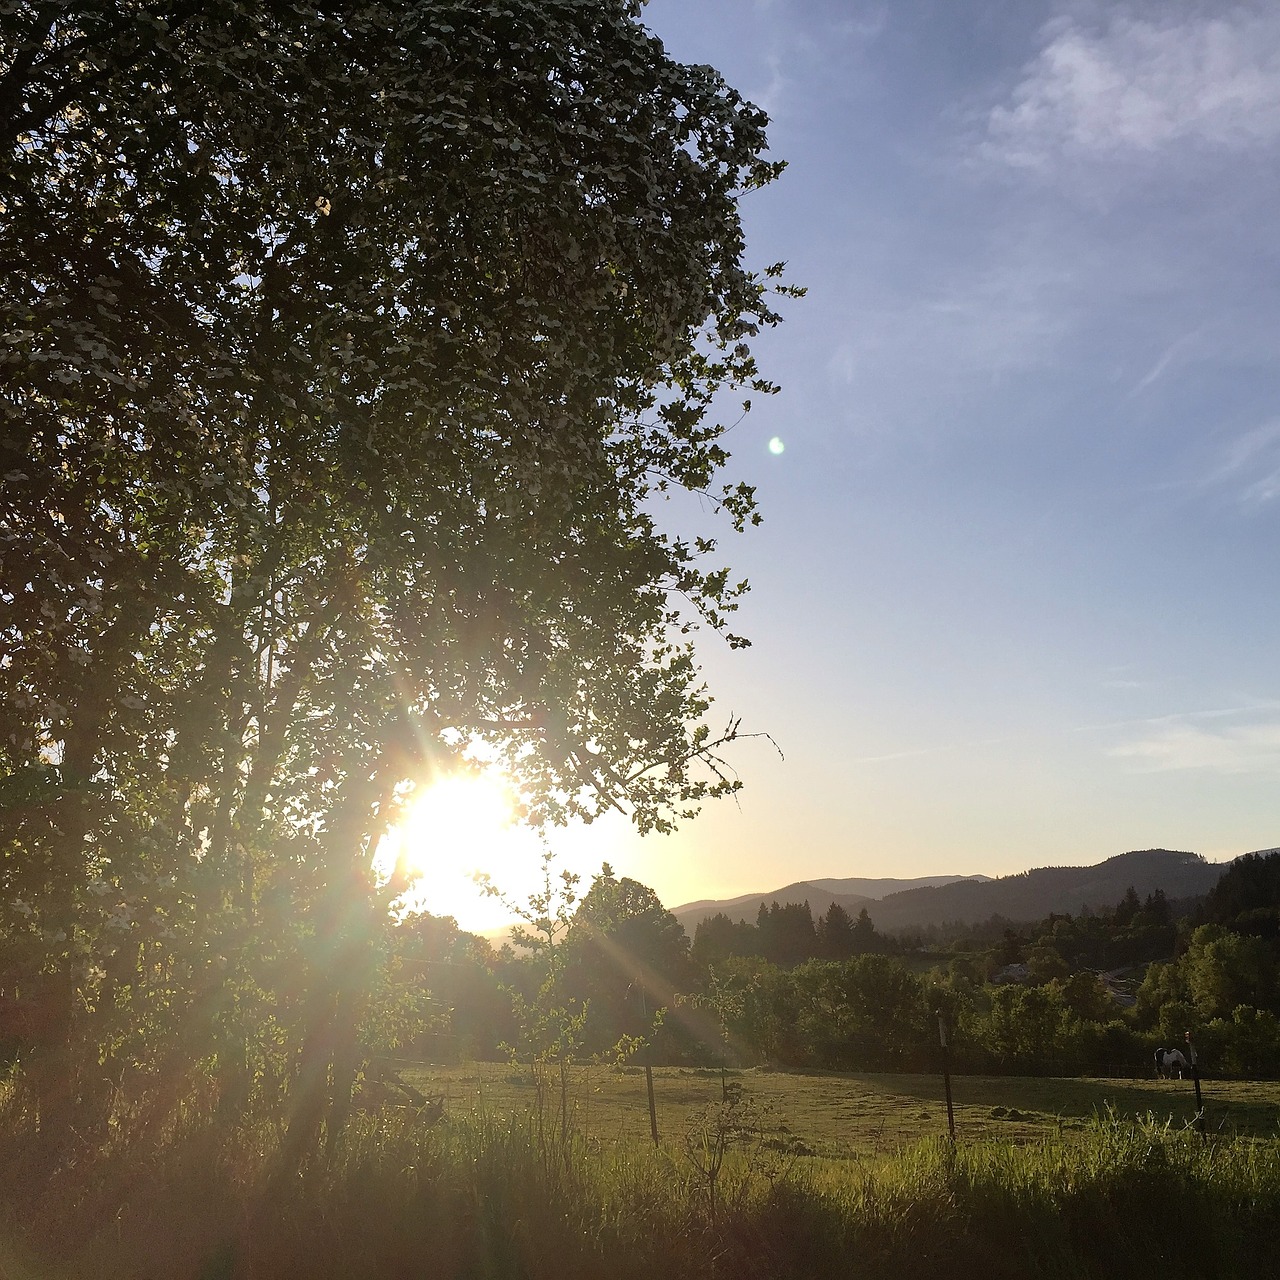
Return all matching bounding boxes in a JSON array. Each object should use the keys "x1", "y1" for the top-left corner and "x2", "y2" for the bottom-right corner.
[
  {"x1": 674, "y1": 850, "x2": 1232, "y2": 936},
  {"x1": 867, "y1": 849, "x2": 1224, "y2": 932},
  {"x1": 671, "y1": 874, "x2": 983, "y2": 935}
]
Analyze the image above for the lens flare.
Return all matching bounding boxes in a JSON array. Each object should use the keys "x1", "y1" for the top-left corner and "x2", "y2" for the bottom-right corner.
[{"x1": 376, "y1": 773, "x2": 531, "y2": 929}]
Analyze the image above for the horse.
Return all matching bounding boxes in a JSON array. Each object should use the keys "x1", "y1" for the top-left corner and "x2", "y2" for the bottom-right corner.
[{"x1": 1154, "y1": 1047, "x2": 1188, "y2": 1079}]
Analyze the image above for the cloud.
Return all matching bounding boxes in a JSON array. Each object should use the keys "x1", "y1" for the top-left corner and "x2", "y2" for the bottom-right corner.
[
  {"x1": 1107, "y1": 708, "x2": 1280, "y2": 774},
  {"x1": 815, "y1": 5, "x2": 1280, "y2": 444},
  {"x1": 745, "y1": 3, "x2": 884, "y2": 122},
  {"x1": 1206, "y1": 419, "x2": 1280, "y2": 506},
  {"x1": 753, "y1": 52, "x2": 787, "y2": 119},
  {"x1": 850, "y1": 735, "x2": 1011, "y2": 766},
  {"x1": 821, "y1": 228, "x2": 1090, "y2": 429},
  {"x1": 1129, "y1": 326, "x2": 1209, "y2": 396},
  {"x1": 832, "y1": 8, "x2": 886, "y2": 47},
  {"x1": 985, "y1": 7, "x2": 1280, "y2": 171}
]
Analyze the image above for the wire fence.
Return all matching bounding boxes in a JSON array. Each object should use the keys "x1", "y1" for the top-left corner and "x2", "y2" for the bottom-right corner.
[{"x1": 375, "y1": 1057, "x2": 1274, "y2": 1154}]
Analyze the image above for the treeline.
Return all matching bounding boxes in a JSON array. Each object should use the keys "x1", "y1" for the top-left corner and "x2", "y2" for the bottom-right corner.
[
  {"x1": 384, "y1": 852, "x2": 1280, "y2": 1079},
  {"x1": 691, "y1": 900, "x2": 896, "y2": 968}
]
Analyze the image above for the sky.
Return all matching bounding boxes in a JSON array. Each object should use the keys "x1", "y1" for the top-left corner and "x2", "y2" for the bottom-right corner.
[{"x1": 413, "y1": 0, "x2": 1280, "y2": 931}]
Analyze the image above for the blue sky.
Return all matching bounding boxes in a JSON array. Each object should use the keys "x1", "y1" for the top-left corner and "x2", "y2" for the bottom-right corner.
[{"x1": 428, "y1": 1, "x2": 1280, "y2": 928}]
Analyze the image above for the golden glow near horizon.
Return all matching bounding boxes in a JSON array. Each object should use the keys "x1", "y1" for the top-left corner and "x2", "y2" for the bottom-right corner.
[
  {"x1": 375, "y1": 771, "x2": 659, "y2": 935},
  {"x1": 377, "y1": 772, "x2": 543, "y2": 932}
]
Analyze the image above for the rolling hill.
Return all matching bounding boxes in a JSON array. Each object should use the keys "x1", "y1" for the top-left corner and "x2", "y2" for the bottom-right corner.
[
  {"x1": 671, "y1": 874, "x2": 986, "y2": 935},
  {"x1": 671, "y1": 849, "x2": 1232, "y2": 937}
]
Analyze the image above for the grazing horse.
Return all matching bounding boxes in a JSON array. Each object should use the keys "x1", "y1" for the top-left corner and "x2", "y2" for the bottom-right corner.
[{"x1": 1154, "y1": 1047, "x2": 1188, "y2": 1079}]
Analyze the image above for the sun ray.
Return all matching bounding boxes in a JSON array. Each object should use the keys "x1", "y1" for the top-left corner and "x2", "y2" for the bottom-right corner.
[{"x1": 376, "y1": 771, "x2": 540, "y2": 931}]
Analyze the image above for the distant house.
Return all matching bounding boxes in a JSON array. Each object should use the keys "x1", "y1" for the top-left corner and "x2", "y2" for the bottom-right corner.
[{"x1": 992, "y1": 962, "x2": 1031, "y2": 984}]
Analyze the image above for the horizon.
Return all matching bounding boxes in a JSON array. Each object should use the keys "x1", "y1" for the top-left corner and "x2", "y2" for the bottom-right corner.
[
  {"x1": 412, "y1": 0, "x2": 1280, "y2": 932},
  {"x1": 443, "y1": 841, "x2": 1258, "y2": 938}
]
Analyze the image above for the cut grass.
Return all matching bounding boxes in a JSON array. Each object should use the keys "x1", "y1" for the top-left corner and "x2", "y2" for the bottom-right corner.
[
  {"x1": 5, "y1": 1095, "x2": 1280, "y2": 1279},
  {"x1": 398, "y1": 1062, "x2": 1280, "y2": 1155}
]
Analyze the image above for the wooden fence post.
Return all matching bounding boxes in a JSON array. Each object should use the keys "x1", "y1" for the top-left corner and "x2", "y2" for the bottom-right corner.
[
  {"x1": 645, "y1": 1059, "x2": 659, "y2": 1146},
  {"x1": 635, "y1": 984, "x2": 659, "y2": 1146},
  {"x1": 938, "y1": 1010, "x2": 956, "y2": 1144},
  {"x1": 1185, "y1": 1031, "x2": 1206, "y2": 1142}
]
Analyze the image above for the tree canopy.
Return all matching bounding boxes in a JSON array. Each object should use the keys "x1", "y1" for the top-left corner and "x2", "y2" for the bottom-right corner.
[
  {"x1": 561, "y1": 864, "x2": 695, "y2": 1053},
  {"x1": 0, "y1": 0, "x2": 793, "y2": 1135}
]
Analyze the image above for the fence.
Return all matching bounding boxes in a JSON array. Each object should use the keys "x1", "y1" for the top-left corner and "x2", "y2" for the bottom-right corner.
[{"x1": 380, "y1": 1058, "x2": 1255, "y2": 1155}]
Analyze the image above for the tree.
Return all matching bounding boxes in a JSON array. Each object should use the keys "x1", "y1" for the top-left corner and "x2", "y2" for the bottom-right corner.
[
  {"x1": 791, "y1": 955, "x2": 927, "y2": 1070},
  {"x1": 756, "y1": 900, "x2": 816, "y2": 967},
  {"x1": 561, "y1": 865, "x2": 696, "y2": 1057},
  {"x1": 0, "y1": 0, "x2": 794, "y2": 1142},
  {"x1": 1142, "y1": 889, "x2": 1171, "y2": 928},
  {"x1": 1182, "y1": 926, "x2": 1277, "y2": 1020},
  {"x1": 1052, "y1": 971, "x2": 1114, "y2": 1024},
  {"x1": 984, "y1": 984, "x2": 1073, "y2": 1074},
  {"x1": 850, "y1": 906, "x2": 880, "y2": 955},
  {"x1": 815, "y1": 902, "x2": 856, "y2": 959},
  {"x1": 1114, "y1": 885, "x2": 1142, "y2": 928},
  {"x1": 1205, "y1": 851, "x2": 1280, "y2": 937},
  {"x1": 1026, "y1": 943, "x2": 1070, "y2": 985},
  {"x1": 388, "y1": 912, "x2": 512, "y2": 1062},
  {"x1": 1134, "y1": 960, "x2": 1185, "y2": 1031},
  {"x1": 691, "y1": 911, "x2": 758, "y2": 968}
]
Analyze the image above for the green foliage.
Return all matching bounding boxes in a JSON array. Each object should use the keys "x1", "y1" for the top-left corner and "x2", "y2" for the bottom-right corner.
[
  {"x1": 1185, "y1": 927, "x2": 1277, "y2": 1018},
  {"x1": 561, "y1": 864, "x2": 695, "y2": 1058},
  {"x1": 477, "y1": 847, "x2": 591, "y2": 1154},
  {"x1": 681, "y1": 1079, "x2": 802, "y2": 1226},
  {"x1": 754, "y1": 899, "x2": 817, "y2": 966},
  {"x1": 983, "y1": 984, "x2": 1075, "y2": 1075},
  {"x1": 1054, "y1": 971, "x2": 1117, "y2": 1024},
  {"x1": 6, "y1": 1073, "x2": 1280, "y2": 1280},
  {"x1": 691, "y1": 899, "x2": 891, "y2": 970},
  {"x1": 690, "y1": 911, "x2": 757, "y2": 969},
  {"x1": 387, "y1": 911, "x2": 513, "y2": 1062},
  {"x1": 792, "y1": 955, "x2": 930, "y2": 1071},
  {"x1": 1205, "y1": 849, "x2": 1280, "y2": 932},
  {"x1": 1133, "y1": 922, "x2": 1280, "y2": 1071},
  {"x1": 0, "y1": 0, "x2": 792, "y2": 1134}
]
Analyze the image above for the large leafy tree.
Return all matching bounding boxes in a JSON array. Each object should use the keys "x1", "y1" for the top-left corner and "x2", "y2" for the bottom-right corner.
[
  {"x1": 0, "y1": 0, "x2": 791, "y2": 1137},
  {"x1": 561, "y1": 864, "x2": 695, "y2": 1056}
]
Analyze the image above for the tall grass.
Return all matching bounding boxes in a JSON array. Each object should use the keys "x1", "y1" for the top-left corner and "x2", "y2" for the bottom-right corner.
[{"x1": 3, "y1": 1084, "x2": 1280, "y2": 1279}]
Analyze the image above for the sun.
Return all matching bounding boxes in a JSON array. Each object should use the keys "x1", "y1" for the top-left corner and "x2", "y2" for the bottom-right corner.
[
  {"x1": 377, "y1": 772, "x2": 541, "y2": 932},
  {"x1": 400, "y1": 774, "x2": 514, "y2": 875}
]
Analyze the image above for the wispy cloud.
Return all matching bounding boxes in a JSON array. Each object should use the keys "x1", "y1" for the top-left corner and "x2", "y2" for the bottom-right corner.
[
  {"x1": 752, "y1": 52, "x2": 787, "y2": 118},
  {"x1": 825, "y1": 238, "x2": 1079, "y2": 402},
  {"x1": 855, "y1": 705, "x2": 1280, "y2": 772},
  {"x1": 833, "y1": 8, "x2": 886, "y2": 47},
  {"x1": 1105, "y1": 704, "x2": 1280, "y2": 774},
  {"x1": 1129, "y1": 326, "x2": 1209, "y2": 397},
  {"x1": 1077, "y1": 702, "x2": 1280, "y2": 735},
  {"x1": 1109, "y1": 719, "x2": 1280, "y2": 774},
  {"x1": 1206, "y1": 419, "x2": 1280, "y2": 506},
  {"x1": 851, "y1": 735, "x2": 1010, "y2": 766},
  {"x1": 749, "y1": 2, "x2": 885, "y2": 122},
  {"x1": 984, "y1": 7, "x2": 1280, "y2": 172}
]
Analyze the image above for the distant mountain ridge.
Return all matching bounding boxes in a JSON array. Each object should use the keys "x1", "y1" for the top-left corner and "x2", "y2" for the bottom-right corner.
[
  {"x1": 671, "y1": 849, "x2": 1234, "y2": 936},
  {"x1": 671, "y1": 873, "x2": 987, "y2": 935}
]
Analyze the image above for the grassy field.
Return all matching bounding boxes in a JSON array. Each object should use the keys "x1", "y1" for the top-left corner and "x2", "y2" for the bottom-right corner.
[
  {"x1": 399, "y1": 1060, "x2": 1280, "y2": 1155},
  {"x1": 7, "y1": 1066, "x2": 1280, "y2": 1278}
]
